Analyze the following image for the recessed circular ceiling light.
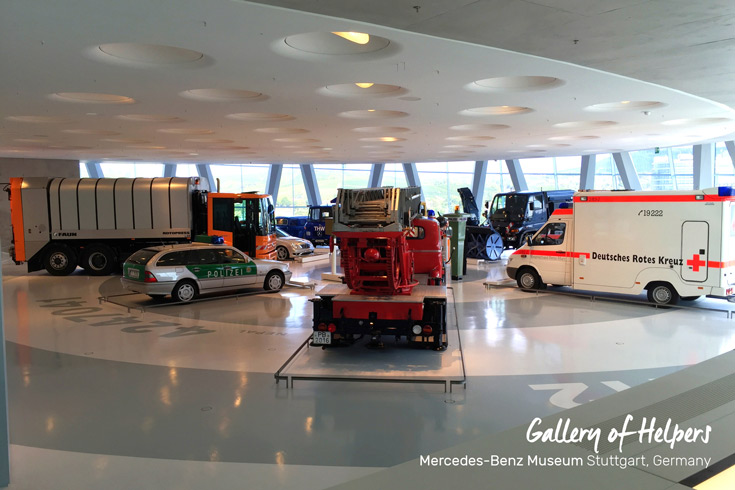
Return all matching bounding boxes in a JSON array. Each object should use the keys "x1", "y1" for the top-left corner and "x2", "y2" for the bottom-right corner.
[
  {"x1": 398, "y1": 96, "x2": 421, "y2": 102},
  {"x1": 443, "y1": 144, "x2": 485, "y2": 149},
  {"x1": 548, "y1": 135, "x2": 600, "y2": 141},
  {"x1": 460, "y1": 106, "x2": 533, "y2": 116},
  {"x1": 553, "y1": 121, "x2": 617, "y2": 129},
  {"x1": 339, "y1": 110, "x2": 408, "y2": 119},
  {"x1": 116, "y1": 114, "x2": 184, "y2": 122},
  {"x1": 102, "y1": 138, "x2": 150, "y2": 144},
  {"x1": 283, "y1": 32, "x2": 390, "y2": 56},
  {"x1": 359, "y1": 137, "x2": 406, "y2": 142},
  {"x1": 95, "y1": 43, "x2": 205, "y2": 65},
  {"x1": 185, "y1": 138, "x2": 234, "y2": 144},
  {"x1": 322, "y1": 83, "x2": 405, "y2": 97},
  {"x1": 157, "y1": 128, "x2": 215, "y2": 135},
  {"x1": 272, "y1": 138, "x2": 320, "y2": 143},
  {"x1": 5, "y1": 115, "x2": 75, "y2": 124},
  {"x1": 445, "y1": 135, "x2": 495, "y2": 142},
  {"x1": 449, "y1": 123, "x2": 510, "y2": 131},
  {"x1": 50, "y1": 92, "x2": 135, "y2": 104},
  {"x1": 61, "y1": 129, "x2": 120, "y2": 135},
  {"x1": 469, "y1": 76, "x2": 563, "y2": 92},
  {"x1": 661, "y1": 117, "x2": 734, "y2": 126},
  {"x1": 255, "y1": 128, "x2": 309, "y2": 134},
  {"x1": 127, "y1": 145, "x2": 167, "y2": 149},
  {"x1": 584, "y1": 101, "x2": 665, "y2": 112},
  {"x1": 227, "y1": 113, "x2": 294, "y2": 121},
  {"x1": 179, "y1": 89, "x2": 265, "y2": 102},
  {"x1": 208, "y1": 145, "x2": 251, "y2": 151},
  {"x1": 352, "y1": 126, "x2": 410, "y2": 133}
]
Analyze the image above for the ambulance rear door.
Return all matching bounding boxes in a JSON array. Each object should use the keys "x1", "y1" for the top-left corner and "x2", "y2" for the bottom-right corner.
[{"x1": 681, "y1": 221, "x2": 709, "y2": 282}]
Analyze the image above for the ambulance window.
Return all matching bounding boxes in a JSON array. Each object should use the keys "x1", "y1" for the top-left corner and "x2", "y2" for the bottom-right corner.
[{"x1": 532, "y1": 222, "x2": 566, "y2": 246}]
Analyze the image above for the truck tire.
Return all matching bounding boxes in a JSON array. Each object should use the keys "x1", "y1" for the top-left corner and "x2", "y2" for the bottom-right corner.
[
  {"x1": 81, "y1": 244, "x2": 116, "y2": 276},
  {"x1": 44, "y1": 244, "x2": 77, "y2": 276},
  {"x1": 172, "y1": 280, "x2": 198, "y2": 303},
  {"x1": 264, "y1": 270, "x2": 285, "y2": 291},
  {"x1": 517, "y1": 267, "x2": 543, "y2": 290},
  {"x1": 276, "y1": 246, "x2": 290, "y2": 261},
  {"x1": 647, "y1": 282, "x2": 678, "y2": 306}
]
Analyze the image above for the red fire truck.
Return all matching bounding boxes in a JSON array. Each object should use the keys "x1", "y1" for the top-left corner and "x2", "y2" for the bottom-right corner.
[{"x1": 310, "y1": 187, "x2": 448, "y2": 350}]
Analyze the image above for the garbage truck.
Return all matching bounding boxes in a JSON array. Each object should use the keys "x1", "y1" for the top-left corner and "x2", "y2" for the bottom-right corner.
[{"x1": 8, "y1": 177, "x2": 277, "y2": 275}]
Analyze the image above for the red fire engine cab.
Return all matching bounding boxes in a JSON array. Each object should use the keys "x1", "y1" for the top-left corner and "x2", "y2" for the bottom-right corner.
[{"x1": 311, "y1": 186, "x2": 448, "y2": 350}]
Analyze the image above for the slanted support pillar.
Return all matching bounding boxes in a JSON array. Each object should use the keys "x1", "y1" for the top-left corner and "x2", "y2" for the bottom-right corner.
[
  {"x1": 725, "y1": 141, "x2": 735, "y2": 170},
  {"x1": 266, "y1": 164, "x2": 283, "y2": 203},
  {"x1": 402, "y1": 162, "x2": 424, "y2": 201},
  {"x1": 693, "y1": 143, "x2": 715, "y2": 190},
  {"x1": 85, "y1": 160, "x2": 103, "y2": 178},
  {"x1": 195, "y1": 164, "x2": 216, "y2": 192},
  {"x1": 504, "y1": 159, "x2": 528, "y2": 191},
  {"x1": 472, "y1": 160, "x2": 488, "y2": 207},
  {"x1": 163, "y1": 164, "x2": 176, "y2": 178},
  {"x1": 612, "y1": 152, "x2": 641, "y2": 190},
  {"x1": 368, "y1": 163, "x2": 385, "y2": 188},
  {"x1": 300, "y1": 164, "x2": 321, "y2": 206},
  {"x1": 579, "y1": 155, "x2": 596, "y2": 190}
]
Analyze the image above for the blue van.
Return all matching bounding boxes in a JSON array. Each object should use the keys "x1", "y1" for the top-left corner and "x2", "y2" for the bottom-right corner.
[
  {"x1": 275, "y1": 216, "x2": 308, "y2": 238},
  {"x1": 303, "y1": 205, "x2": 333, "y2": 245}
]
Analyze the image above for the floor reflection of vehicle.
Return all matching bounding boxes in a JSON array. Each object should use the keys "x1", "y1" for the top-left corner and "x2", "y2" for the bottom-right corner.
[
  {"x1": 275, "y1": 227, "x2": 315, "y2": 261},
  {"x1": 121, "y1": 243, "x2": 291, "y2": 302}
]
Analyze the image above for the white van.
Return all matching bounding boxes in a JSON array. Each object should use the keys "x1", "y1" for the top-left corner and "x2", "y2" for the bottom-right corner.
[{"x1": 506, "y1": 187, "x2": 735, "y2": 305}]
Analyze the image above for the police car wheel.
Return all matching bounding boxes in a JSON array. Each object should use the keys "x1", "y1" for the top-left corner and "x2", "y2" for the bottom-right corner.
[
  {"x1": 647, "y1": 283, "x2": 678, "y2": 305},
  {"x1": 173, "y1": 280, "x2": 198, "y2": 303},
  {"x1": 517, "y1": 268, "x2": 541, "y2": 290},
  {"x1": 276, "y1": 246, "x2": 290, "y2": 261},
  {"x1": 264, "y1": 270, "x2": 285, "y2": 291},
  {"x1": 44, "y1": 244, "x2": 77, "y2": 276}
]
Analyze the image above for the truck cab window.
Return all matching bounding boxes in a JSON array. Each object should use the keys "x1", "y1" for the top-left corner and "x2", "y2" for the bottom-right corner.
[{"x1": 532, "y1": 222, "x2": 566, "y2": 246}]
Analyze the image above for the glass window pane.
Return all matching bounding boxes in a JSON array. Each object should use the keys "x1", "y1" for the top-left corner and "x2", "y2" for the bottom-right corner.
[
  {"x1": 557, "y1": 174, "x2": 580, "y2": 191},
  {"x1": 555, "y1": 156, "x2": 581, "y2": 174},
  {"x1": 416, "y1": 162, "x2": 447, "y2": 173},
  {"x1": 525, "y1": 174, "x2": 556, "y2": 191},
  {"x1": 175, "y1": 164, "x2": 199, "y2": 177},
  {"x1": 595, "y1": 154, "x2": 614, "y2": 174},
  {"x1": 79, "y1": 163, "x2": 89, "y2": 177},
  {"x1": 520, "y1": 157, "x2": 555, "y2": 174},
  {"x1": 210, "y1": 164, "x2": 268, "y2": 193},
  {"x1": 420, "y1": 172, "x2": 450, "y2": 214}
]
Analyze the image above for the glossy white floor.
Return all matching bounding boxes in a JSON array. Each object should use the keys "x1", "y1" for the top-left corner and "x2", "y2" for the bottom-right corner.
[{"x1": 3, "y1": 252, "x2": 735, "y2": 489}]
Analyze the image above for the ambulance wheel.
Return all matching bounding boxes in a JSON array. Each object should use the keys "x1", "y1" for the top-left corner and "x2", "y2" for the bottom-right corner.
[
  {"x1": 81, "y1": 244, "x2": 116, "y2": 276},
  {"x1": 517, "y1": 268, "x2": 543, "y2": 290},
  {"x1": 264, "y1": 270, "x2": 285, "y2": 291},
  {"x1": 647, "y1": 282, "x2": 678, "y2": 306},
  {"x1": 172, "y1": 280, "x2": 198, "y2": 303},
  {"x1": 44, "y1": 244, "x2": 77, "y2": 276}
]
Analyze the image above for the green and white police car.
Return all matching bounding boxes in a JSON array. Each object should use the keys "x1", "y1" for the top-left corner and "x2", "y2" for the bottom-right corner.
[{"x1": 121, "y1": 243, "x2": 292, "y2": 302}]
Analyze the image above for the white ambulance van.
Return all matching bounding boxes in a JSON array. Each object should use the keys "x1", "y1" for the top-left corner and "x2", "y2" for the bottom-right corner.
[{"x1": 506, "y1": 187, "x2": 735, "y2": 305}]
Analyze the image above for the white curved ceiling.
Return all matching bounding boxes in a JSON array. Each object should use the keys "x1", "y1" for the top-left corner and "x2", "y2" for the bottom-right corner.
[{"x1": 1, "y1": 0, "x2": 733, "y2": 164}]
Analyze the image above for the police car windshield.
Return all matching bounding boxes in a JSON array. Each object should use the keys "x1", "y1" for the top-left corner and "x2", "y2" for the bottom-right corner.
[
  {"x1": 491, "y1": 194, "x2": 528, "y2": 218},
  {"x1": 126, "y1": 248, "x2": 158, "y2": 265}
]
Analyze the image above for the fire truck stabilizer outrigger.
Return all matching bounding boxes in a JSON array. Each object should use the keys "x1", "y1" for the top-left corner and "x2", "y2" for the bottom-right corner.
[{"x1": 311, "y1": 186, "x2": 449, "y2": 350}]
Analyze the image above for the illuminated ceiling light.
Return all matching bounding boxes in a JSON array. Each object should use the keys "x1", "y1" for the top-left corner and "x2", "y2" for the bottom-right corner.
[
  {"x1": 380, "y1": 137, "x2": 399, "y2": 142},
  {"x1": 367, "y1": 109, "x2": 376, "y2": 112},
  {"x1": 332, "y1": 32, "x2": 370, "y2": 45},
  {"x1": 355, "y1": 83, "x2": 374, "y2": 89},
  {"x1": 621, "y1": 100, "x2": 631, "y2": 104}
]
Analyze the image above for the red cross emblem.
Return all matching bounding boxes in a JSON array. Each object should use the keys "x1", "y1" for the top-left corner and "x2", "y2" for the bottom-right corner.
[{"x1": 686, "y1": 254, "x2": 706, "y2": 272}]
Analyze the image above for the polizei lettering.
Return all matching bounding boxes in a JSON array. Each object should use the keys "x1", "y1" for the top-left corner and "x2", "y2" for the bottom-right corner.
[{"x1": 591, "y1": 252, "x2": 682, "y2": 266}]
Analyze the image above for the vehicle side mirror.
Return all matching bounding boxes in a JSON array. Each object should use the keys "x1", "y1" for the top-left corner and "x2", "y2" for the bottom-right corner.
[
  {"x1": 525, "y1": 235, "x2": 532, "y2": 246},
  {"x1": 529, "y1": 202, "x2": 536, "y2": 211}
]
